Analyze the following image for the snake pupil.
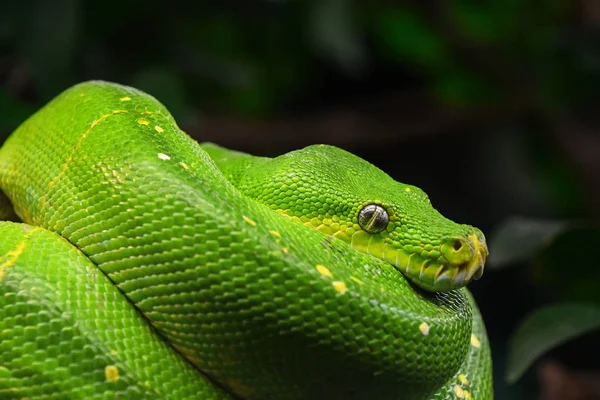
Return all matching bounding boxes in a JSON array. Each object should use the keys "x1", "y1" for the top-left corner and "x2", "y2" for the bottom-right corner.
[{"x1": 358, "y1": 204, "x2": 389, "y2": 233}]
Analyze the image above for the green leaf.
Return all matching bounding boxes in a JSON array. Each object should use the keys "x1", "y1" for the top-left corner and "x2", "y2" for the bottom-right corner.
[
  {"x1": 534, "y1": 227, "x2": 600, "y2": 304},
  {"x1": 506, "y1": 303, "x2": 600, "y2": 383},
  {"x1": 374, "y1": 9, "x2": 449, "y2": 71},
  {"x1": 487, "y1": 216, "x2": 572, "y2": 268},
  {"x1": 308, "y1": 0, "x2": 366, "y2": 74},
  {"x1": 434, "y1": 69, "x2": 503, "y2": 108},
  {"x1": 450, "y1": 0, "x2": 525, "y2": 45}
]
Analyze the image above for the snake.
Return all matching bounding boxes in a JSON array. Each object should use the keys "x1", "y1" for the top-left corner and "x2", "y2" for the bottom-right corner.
[{"x1": 0, "y1": 81, "x2": 493, "y2": 400}]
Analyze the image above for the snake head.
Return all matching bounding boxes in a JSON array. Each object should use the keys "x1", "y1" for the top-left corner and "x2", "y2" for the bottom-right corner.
[
  {"x1": 336, "y1": 198, "x2": 488, "y2": 292},
  {"x1": 234, "y1": 144, "x2": 489, "y2": 292}
]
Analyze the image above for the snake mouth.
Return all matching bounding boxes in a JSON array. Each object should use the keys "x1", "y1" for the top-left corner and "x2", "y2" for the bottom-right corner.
[
  {"x1": 425, "y1": 233, "x2": 488, "y2": 291},
  {"x1": 447, "y1": 233, "x2": 488, "y2": 289},
  {"x1": 346, "y1": 228, "x2": 488, "y2": 292},
  {"x1": 453, "y1": 252, "x2": 485, "y2": 286}
]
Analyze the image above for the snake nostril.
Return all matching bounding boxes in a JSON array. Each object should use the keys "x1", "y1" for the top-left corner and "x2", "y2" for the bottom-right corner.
[
  {"x1": 453, "y1": 240, "x2": 463, "y2": 251},
  {"x1": 441, "y1": 236, "x2": 474, "y2": 263}
]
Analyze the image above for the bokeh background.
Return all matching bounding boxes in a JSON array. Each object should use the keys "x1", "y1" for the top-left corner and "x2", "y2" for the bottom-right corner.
[{"x1": 1, "y1": 1, "x2": 599, "y2": 399}]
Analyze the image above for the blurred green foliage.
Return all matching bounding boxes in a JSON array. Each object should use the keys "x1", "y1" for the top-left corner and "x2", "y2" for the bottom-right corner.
[
  {"x1": 490, "y1": 218, "x2": 600, "y2": 384},
  {"x1": 506, "y1": 303, "x2": 600, "y2": 383},
  {"x1": 1, "y1": 1, "x2": 599, "y2": 398},
  {"x1": 1, "y1": 0, "x2": 597, "y2": 120}
]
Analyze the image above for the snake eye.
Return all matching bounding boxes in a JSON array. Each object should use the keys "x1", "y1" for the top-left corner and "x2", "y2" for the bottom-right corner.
[{"x1": 358, "y1": 204, "x2": 389, "y2": 233}]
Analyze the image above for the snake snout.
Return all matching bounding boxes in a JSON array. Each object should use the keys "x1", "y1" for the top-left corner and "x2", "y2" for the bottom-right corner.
[{"x1": 440, "y1": 232, "x2": 488, "y2": 288}]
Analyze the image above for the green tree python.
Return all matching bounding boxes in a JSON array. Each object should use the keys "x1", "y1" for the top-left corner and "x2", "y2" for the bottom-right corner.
[{"x1": 0, "y1": 81, "x2": 493, "y2": 399}]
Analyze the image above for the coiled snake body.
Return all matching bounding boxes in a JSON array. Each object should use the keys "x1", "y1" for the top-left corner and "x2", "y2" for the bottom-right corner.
[{"x1": 0, "y1": 81, "x2": 492, "y2": 399}]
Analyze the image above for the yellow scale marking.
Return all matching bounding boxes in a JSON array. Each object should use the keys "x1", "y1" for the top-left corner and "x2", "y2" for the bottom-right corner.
[
  {"x1": 137, "y1": 118, "x2": 149, "y2": 126},
  {"x1": 243, "y1": 216, "x2": 257, "y2": 226},
  {"x1": 453, "y1": 384, "x2": 465, "y2": 398},
  {"x1": 458, "y1": 374, "x2": 468, "y2": 386},
  {"x1": 349, "y1": 276, "x2": 364, "y2": 285},
  {"x1": 0, "y1": 228, "x2": 39, "y2": 281},
  {"x1": 332, "y1": 281, "x2": 347, "y2": 294},
  {"x1": 0, "y1": 240, "x2": 27, "y2": 281},
  {"x1": 154, "y1": 126, "x2": 164, "y2": 133},
  {"x1": 105, "y1": 365, "x2": 120, "y2": 382},
  {"x1": 269, "y1": 230, "x2": 281, "y2": 238},
  {"x1": 39, "y1": 109, "x2": 129, "y2": 219},
  {"x1": 419, "y1": 322, "x2": 430, "y2": 336},
  {"x1": 471, "y1": 333, "x2": 481, "y2": 349},
  {"x1": 316, "y1": 264, "x2": 332, "y2": 278},
  {"x1": 119, "y1": 96, "x2": 131, "y2": 102}
]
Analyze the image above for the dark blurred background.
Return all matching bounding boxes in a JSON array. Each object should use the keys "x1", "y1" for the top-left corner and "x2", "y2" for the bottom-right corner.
[{"x1": 1, "y1": 1, "x2": 599, "y2": 399}]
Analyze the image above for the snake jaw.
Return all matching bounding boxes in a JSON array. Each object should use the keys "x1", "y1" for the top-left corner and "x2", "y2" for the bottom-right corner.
[
  {"x1": 353, "y1": 229, "x2": 489, "y2": 292},
  {"x1": 470, "y1": 232, "x2": 488, "y2": 281},
  {"x1": 400, "y1": 231, "x2": 488, "y2": 292},
  {"x1": 449, "y1": 233, "x2": 487, "y2": 288}
]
